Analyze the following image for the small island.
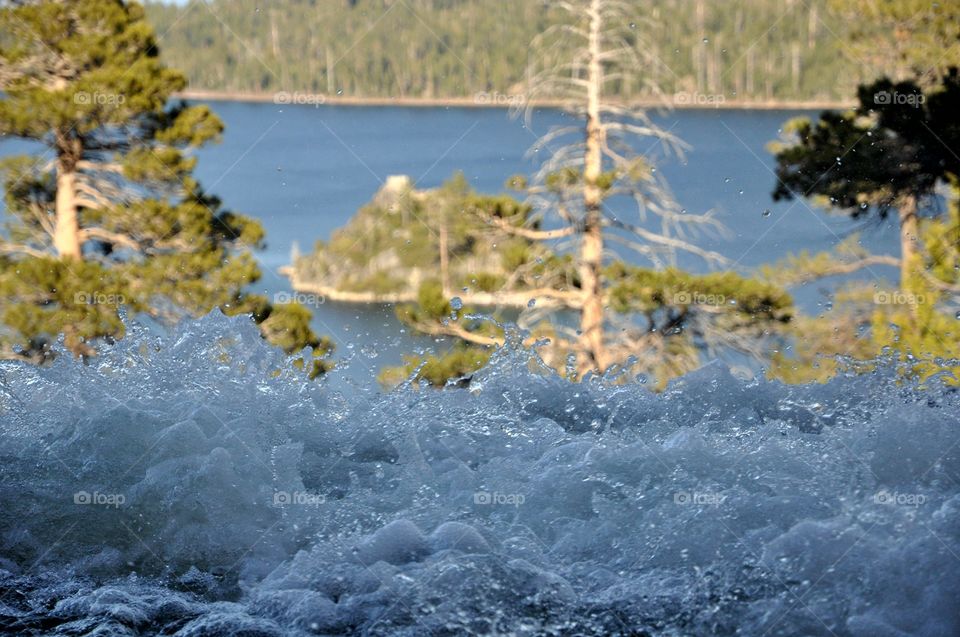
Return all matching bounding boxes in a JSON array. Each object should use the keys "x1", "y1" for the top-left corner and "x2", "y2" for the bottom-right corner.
[
  {"x1": 284, "y1": 172, "x2": 578, "y2": 309},
  {"x1": 285, "y1": 172, "x2": 795, "y2": 387}
]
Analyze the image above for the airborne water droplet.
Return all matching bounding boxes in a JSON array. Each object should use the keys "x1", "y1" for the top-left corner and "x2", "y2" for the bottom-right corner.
[{"x1": 450, "y1": 297, "x2": 463, "y2": 311}]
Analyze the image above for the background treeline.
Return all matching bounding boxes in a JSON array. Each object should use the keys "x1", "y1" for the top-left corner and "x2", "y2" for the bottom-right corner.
[{"x1": 144, "y1": 0, "x2": 862, "y2": 102}]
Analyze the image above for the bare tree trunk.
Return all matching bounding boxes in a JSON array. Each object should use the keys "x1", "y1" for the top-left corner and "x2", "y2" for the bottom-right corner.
[
  {"x1": 439, "y1": 221, "x2": 451, "y2": 297},
  {"x1": 898, "y1": 194, "x2": 920, "y2": 290},
  {"x1": 707, "y1": 39, "x2": 718, "y2": 94},
  {"x1": 764, "y1": 53, "x2": 774, "y2": 101},
  {"x1": 270, "y1": 10, "x2": 280, "y2": 59},
  {"x1": 326, "y1": 44, "x2": 335, "y2": 94},
  {"x1": 579, "y1": 0, "x2": 606, "y2": 375},
  {"x1": 807, "y1": 3, "x2": 818, "y2": 49},
  {"x1": 695, "y1": 0, "x2": 706, "y2": 92},
  {"x1": 791, "y1": 42, "x2": 801, "y2": 95},
  {"x1": 54, "y1": 153, "x2": 81, "y2": 259}
]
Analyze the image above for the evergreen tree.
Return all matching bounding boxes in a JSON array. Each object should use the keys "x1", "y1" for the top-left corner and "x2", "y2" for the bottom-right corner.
[
  {"x1": 772, "y1": 71, "x2": 960, "y2": 291},
  {"x1": 0, "y1": 0, "x2": 331, "y2": 374},
  {"x1": 768, "y1": 71, "x2": 960, "y2": 383},
  {"x1": 828, "y1": 0, "x2": 960, "y2": 84}
]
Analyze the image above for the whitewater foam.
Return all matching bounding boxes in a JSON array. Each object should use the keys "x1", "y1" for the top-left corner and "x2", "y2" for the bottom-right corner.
[{"x1": 0, "y1": 313, "x2": 957, "y2": 635}]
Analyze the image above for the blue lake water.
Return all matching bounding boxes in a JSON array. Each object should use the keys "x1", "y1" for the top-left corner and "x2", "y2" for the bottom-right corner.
[
  {"x1": 2, "y1": 103, "x2": 904, "y2": 379},
  {"x1": 196, "y1": 103, "x2": 903, "y2": 274}
]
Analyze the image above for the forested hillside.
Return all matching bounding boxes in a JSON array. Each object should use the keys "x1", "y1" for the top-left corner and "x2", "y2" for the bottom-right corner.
[{"x1": 145, "y1": 0, "x2": 864, "y2": 102}]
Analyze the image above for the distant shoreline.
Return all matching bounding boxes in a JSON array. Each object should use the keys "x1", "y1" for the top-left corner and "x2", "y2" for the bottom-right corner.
[{"x1": 175, "y1": 90, "x2": 851, "y2": 111}]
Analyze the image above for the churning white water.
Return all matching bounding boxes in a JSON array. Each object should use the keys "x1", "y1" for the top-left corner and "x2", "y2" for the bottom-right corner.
[{"x1": 0, "y1": 314, "x2": 957, "y2": 636}]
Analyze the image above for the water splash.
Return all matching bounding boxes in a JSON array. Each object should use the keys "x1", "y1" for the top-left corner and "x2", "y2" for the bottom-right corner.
[{"x1": 0, "y1": 313, "x2": 957, "y2": 635}]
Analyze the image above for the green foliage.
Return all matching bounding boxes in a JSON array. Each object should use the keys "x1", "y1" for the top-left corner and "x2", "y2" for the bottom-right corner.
[
  {"x1": 378, "y1": 345, "x2": 492, "y2": 389},
  {"x1": 499, "y1": 240, "x2": 532, "y2": 273},
  {"x1": 343, "y1": 272, "x2": 407, "y2": 295},
  {"x1": 772, "y1": 71, "x2": 960, "y2": 219},
  {"x1": 769, "y1": 68, "x2": 960, "y2": 385},
  {"x1": 144, "y1": 0, "x2": 863, "y2": 102},
  {"x1": 379, "y1": 243, "x2": 792, "y2": 390},
  {"x1": 828, "y1": 0, "x2": 960, "y2": 81},
  {"x1": 0, "y1": 0, "x2": 330, "y2": 370},
  {"x1": 598, "y1": 263, "x2": 794, "y2": 389},
  {"x1": 415, "y1": 280, "x2": 452, "y2": 320},
  {"x1": 392, "y1": 280, "x2": 460, "y2": 329},
  {"x1": 784, "y1": 197, "x2": 960, "y2": 384},
  {"x1": 294, "y1": 172, "x2": 554, "y2": 299},
  {"x1": 249, "y1": 299, "x2": 334, "y2": 378},
  {"x1": 605, "y1": 263, "x2": 793, "y2": 323},
  {"x1": 462, "y1": 272, "x2": 505, "y2": 293},
  {"x1": 0, "y1": 256, "x2": 131, "y2": 360},
  {"x1": 386, "y1": 280, "x2": 496, "y2": 388}
]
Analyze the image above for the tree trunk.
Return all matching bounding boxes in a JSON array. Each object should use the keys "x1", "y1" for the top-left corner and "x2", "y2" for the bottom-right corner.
[
  {"x1": 326, "y1": 45, "x2": 335, "y2": 94},
  {"x1": 54, "y1": 160, "x2": 81, "y2": 259},
  {"x1": 439, "y1": 221, "x2": 451, "y2": 297},
  {"x1": 578, "y1": 0, "x2": 606, "y2": 376},
  {"x1": 694, "y1": 0, "x2": 705, "y2": 92},
  {"x1": 898, "y1": 194, "x2": 919, "y2": 291}
]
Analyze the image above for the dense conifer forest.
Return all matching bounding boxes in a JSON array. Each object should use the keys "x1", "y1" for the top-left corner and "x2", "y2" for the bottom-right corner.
[{"x1": 145, "y1": 0, "x2": 862, "y2": 103}]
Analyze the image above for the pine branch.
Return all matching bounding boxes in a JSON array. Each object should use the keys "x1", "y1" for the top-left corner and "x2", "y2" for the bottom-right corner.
[
  {"x1": 0, "y1": 241, "x2": 47, "y2": 259},
  {"x1": 477, "y1": 213, "x2": 577, "y2": 240}
]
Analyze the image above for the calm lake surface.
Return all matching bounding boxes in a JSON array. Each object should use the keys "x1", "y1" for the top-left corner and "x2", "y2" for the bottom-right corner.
[{"x1": 2, "y1": 103, "x2": 904, "y2": 381}]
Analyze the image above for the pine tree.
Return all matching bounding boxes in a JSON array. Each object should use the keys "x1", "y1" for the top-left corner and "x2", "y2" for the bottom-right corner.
[
  {"x1": 384, "y1": 0, "x2": 793, "y2": 387},
  {"x1": 772, "y1": 71, "x2": 960, "y2": 292},
  {"x1": 767, "y1": 70, "x2": 960, "y2": 383},
  {"x1": 0, "y1": 0, "x2": 331, "y2": 374}
]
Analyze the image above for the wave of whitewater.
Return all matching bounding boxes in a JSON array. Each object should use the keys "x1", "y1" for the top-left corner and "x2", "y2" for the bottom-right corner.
[{"x1": 0, "y1": 314, "x2": 958, "y2": 636}]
